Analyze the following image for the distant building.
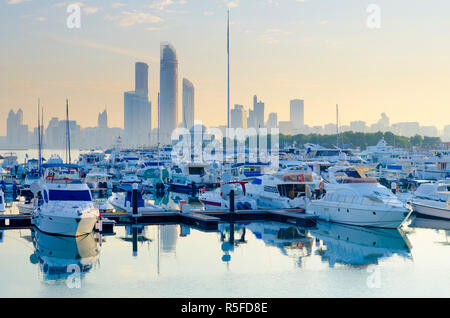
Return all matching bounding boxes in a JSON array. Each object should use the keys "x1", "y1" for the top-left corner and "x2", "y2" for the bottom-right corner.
[
  {"x1": 391, "y1": 122, "x2": 420, "y2": 137},
  {"x1": 350, "y1": 121, "x2": 367, "y2": 133},
  {"x1": 160, "y1": 42, "x2": 179, "y2": 144},
  {"x1": 7, "y1": 109, "x2": 29, "y2": 147},
  {"x1": 290, "y1": 99, "x2": 304, "y2": 129},
  {"x1": 266, "y1": 112, "x2": 278, "y2": 130},
  {"x1": 279, "y1": 121, "x2": 293, "y2": 135},
  {"x1": 182, "y1": 78, "x2": 195, "y2": 130},
  {"x1": 249, "y1": 95, "x2": 265, "y2": 129},
  {"x1": 124, "y1": 62, "x2": 152, "y2": 147},
  {"x1": 230, "y1": 104, "x2": 247, "y2": 129}
]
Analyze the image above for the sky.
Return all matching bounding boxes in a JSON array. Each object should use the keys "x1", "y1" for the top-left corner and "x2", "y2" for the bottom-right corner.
[{"x1": 1, "y1": 0, "x2": 450, "y2": 135}]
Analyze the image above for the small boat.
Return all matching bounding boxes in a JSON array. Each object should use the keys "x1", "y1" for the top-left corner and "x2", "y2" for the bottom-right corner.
[
  {"x1": 199, "y1": 180, "x2": 257, "y2": 211},
  {"x1": 411, "y1": 180, "x2": 450, "y2": 220},
  {"x1": 0, "y1": 190, "x2": 5, "y2": 212},
  {"x1": 108, "y1": 192, "x2": 166, "y2": 213},
  {"x1": 168, "y1": 163, "x2": 219, "y2": 193}
]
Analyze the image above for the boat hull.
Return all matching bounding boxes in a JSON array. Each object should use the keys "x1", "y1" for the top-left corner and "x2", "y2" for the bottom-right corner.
[
  {"x1": 412, "y1": 201, "x2": 450, "y2": 220},
  {"x1": 32, "y1": 210, "x2": 98, "y2": 237},
  {"x1": 306, "y1": 202, "x2": 411, "y2": 229}
]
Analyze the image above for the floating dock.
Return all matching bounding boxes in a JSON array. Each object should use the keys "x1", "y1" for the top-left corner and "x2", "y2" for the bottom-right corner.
[{"x1": 0, "y1": 208, "x2": 317, "y2": 231}]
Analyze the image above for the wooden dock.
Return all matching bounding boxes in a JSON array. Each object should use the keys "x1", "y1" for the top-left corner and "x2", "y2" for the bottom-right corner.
[{"x1": 0, "y1": 208, "x2": 317, "y2": 231}]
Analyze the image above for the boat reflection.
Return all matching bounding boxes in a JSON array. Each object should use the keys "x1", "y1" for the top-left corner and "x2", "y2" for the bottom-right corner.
[
  {"x1": 409, "y1": 215, "x2": 450, "y2": 231},
  {"x1": 246, "y1": 221, "x2": 314, "y2": 266},
  {"x1": 29, "y1": 229, "x2": 100, "y2": 283},
  {"x1": 311, "y1": 221, "x2": 412, "y2": 267}
]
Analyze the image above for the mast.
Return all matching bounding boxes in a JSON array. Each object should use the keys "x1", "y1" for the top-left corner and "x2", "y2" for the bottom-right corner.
[
  {"x1": 336, "y1": 104, "x2": 339, "y2": 149},
  {"x1": 38, "y1": 99, "x2": 41, "y2": 175},
  {"x1": 227, "y1": 9, "x2": 230, "y2": 131},
  {"x1": 66, "y1": 99, "x2": 71, "y2": 164},
  {"x1": 157, "y1": 91, "x2": 160, "y2": 163}
]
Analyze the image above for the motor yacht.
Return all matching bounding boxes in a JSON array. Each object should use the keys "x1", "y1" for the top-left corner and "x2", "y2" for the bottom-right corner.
[
  {"x1": 411, "y1": 180, "x2": 450, "y2": 220},
  {"x1": 31, "y1": 164, "x2": 99, "y2": 237},
  {"x1": 306, "y1": 166, "x2": 412, "y2": 228}
]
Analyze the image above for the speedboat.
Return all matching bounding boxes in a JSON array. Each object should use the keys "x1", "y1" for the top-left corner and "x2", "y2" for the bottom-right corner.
[
  {"x1": 108, "y1": 191, "x2": 166, "y2": 213},
  {"x1": 84, "y1": 169, "x2": 113, "y2": 192},
  {"x1": 31, "y1": 164, "x2": 99, "y2": 237},
  {"x1": 246, "y1": 165, "x2": 322, "y2": 210},
  {"x1": 411, "y1": 180, "x2": 450, "y2": 220},
  {"x1": 306, "y1": 166, "x2": 412, "y2": 228},
  {"x1": 199, "y1": 180, "x2": 257, "y2": 211}
]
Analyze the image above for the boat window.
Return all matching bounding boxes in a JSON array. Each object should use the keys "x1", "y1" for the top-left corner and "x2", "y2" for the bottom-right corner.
[
  {"x1": 277, "y1": 184, "x2": 306, "y2": 199},
  {"x1": 188, "y1": 167, "x2": 205, "y2": 175},
  {"x1": 48, "y1": 190, "x2": 92, "y2": 201},
  {"x1": 264, "y1": 186, "x2": 279, "y2": 194}
]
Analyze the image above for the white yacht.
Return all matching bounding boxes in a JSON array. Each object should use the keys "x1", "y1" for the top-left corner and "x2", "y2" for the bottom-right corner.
[
  {"x1": 31, "y1": 164, "x2": 99, "y2": 237},
  {"x1": 411, "y1": 180, "x2": 450, "y2": 220},
  {"x1": 246, "y1": 165, "x2": 322, "y2": 210},
  {"x1": 306, "y1": 166, "x2": 412, "y2": 228},
  {"x1": 168, "y1": 163, "x2": 218, "y2": 192}
]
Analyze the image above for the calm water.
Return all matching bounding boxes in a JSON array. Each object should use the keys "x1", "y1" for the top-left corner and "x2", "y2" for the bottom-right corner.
[
  {"x1": 2, "y1": 149, "x2": 450, "y2": 297},
  {"x1": 0, "y1": 213, "x2": 449, "y2": 297}
]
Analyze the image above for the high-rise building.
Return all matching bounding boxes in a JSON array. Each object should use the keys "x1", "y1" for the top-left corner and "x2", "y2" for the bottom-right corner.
[
  {"x1": 98, "y1": 109, "x2": 108, "y2": 129},
  {"x1": 266, "y1": 112, "x2": 278, "y2": 129},
  {"x1": 230, "y1": 104, "x2": 247, "y2": 129},
  {"x1": 182, "y1": 78, "x2": 194, "y2": 130},
  {"x1": 160, "y1": 42, "x2": 178, "y2": 144},
  {"x1": 135, "y1": 62, "x2": 149, "y2": 96},
  {"x1": 350, "y1": 121, "x2": 367, "y2": 133},
  {"x1": 252, "y1": 95, "x2": 265, "y2": 128},
  {"x1": 290, "y1": 99, "x2": 304, "y2": 129},
  {"x1": 124, "y1": 62, "x2": 152, "y2": 146},
  {"x1": 7, "y1": 108, "x2": 29, "y2": 147}
]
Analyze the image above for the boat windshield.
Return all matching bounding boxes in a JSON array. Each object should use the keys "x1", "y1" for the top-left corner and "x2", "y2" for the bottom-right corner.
[
  {"x1": 188, "y1": 167, "x2": 205, "y2": 175},
  {"x1": 48, "y1": 190, "x2": 92, "y2": 201},
  {"x1": 277, "y1": 184, "x2": 308, "y2": 199}
]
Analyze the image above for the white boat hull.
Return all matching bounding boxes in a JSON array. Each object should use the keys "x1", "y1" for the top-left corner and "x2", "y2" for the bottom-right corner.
[
  {"x1": 412, "y1": 201, "x2": 450, "y2": 220},
  {"x1": 32, "y1": 209, "x2": 98, "y2": 237},
  {"x1": 306, "y1": 202, "x2": 411, "y2": 229}
]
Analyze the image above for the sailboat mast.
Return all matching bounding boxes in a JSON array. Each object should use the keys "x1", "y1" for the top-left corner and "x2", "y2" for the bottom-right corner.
[
  {"x1": 38, "y1": 99, "x2": 41, "y2": 175},
  {"x1": 336, "y1": 104, "x2": 339, "y2": 149},
  {"x1": 66, "y1": 99, "x2": 71, "y2": 164},
  {"x1": 227, "y1": 9, "x2": 230, "y2": 130}
]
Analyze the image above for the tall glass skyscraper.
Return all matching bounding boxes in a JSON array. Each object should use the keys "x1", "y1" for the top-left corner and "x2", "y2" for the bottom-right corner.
[
  {"x1": 124, "y1": 62, "x2": 151, "y2": 146},
  {"x1": 182, "y1": 78, "x2": 194, "y2": 130},
  {"x1": 160, "y1": 42, "x2": 178, "y2": 144}
]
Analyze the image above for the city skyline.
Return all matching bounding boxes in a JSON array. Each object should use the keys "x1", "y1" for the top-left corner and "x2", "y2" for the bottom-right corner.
[{"x1": 1, "y1": 0, "x2": 450, "y2": 135}]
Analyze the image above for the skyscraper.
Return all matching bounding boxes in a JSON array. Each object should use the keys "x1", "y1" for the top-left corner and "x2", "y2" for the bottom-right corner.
[
  {"x1": 135, "y1": 62, "x2": 149, "y2": 96},
  {"x1": 160, "y1": 42, "x2": 178, "y2": 144},
  {"x1": 124, "y1": 62, "x2": 151, "y2": 146},
  {"x1": 290, "y1": 99, "x2": 304, "y2": 129},
  {"x1": 182, "y1": 78, "x2": 194, "y2": 130},
  {"x1": 231, "y1": 104, "x2": 247, "y2": 129},
  {"x1": 253, "y1": 95, "x2": 265, "y2": 128}
]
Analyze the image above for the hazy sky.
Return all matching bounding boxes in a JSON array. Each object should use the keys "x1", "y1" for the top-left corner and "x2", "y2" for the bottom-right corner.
[{"x1": 1, "y1": 0, "x2": 450, "y2": 135}]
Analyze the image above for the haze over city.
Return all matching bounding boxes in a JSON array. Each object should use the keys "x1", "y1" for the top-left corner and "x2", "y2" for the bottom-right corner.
[{"x1": 1, "y1": 0, "x2": 450, "y2": 137}]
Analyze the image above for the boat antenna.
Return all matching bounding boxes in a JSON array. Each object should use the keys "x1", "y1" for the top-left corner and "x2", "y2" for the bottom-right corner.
[
  {"x1": 157, "y1": 91, "x2": 160, "y2": 164},
  {"x1": 336, "y1": 104, "x2": 340, "y2": 149}
]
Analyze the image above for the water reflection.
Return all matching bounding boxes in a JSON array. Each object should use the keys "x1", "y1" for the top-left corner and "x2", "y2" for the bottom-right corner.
[
  {"x1": 246, "y1": 221, "x2": 314, "y2": 267},
  {"x1": 29, "y1": 229, "x2": 100, "y2": 283},
  {"x1": 311, "y1": 221, "x2": 412, "y2": 267}
]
